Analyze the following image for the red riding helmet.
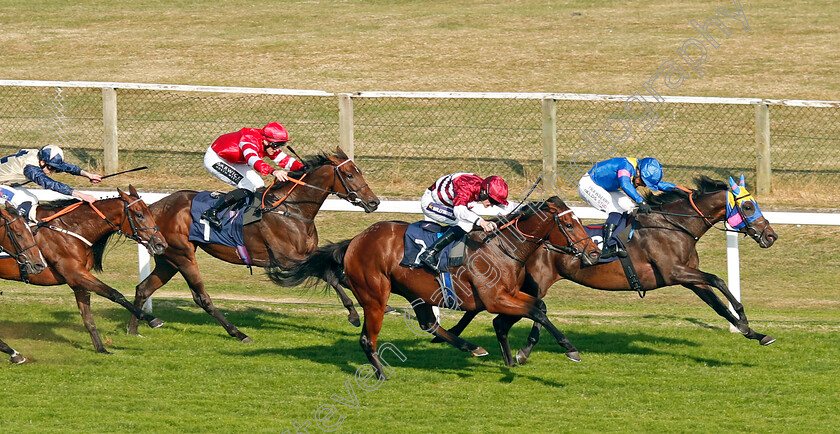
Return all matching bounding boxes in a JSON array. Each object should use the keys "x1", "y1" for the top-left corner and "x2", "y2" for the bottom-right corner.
[
  {"x1": 262, "y1": 122, "x2": 291, "y2": 142},
  {"x1": 480, "y1": 176, "x2": 509, "y2": 206}
]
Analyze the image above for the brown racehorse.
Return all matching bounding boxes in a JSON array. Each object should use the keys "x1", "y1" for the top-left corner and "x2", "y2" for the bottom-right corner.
[
  {"x1": 128, "y1": 148, "x2": 380, "y2": 342},
  {"x1": 0, "y1": 204, "x2": 47, "y2": 364},
  {"x1": 438, "y1": 176, "x2": 780, "y2": 365},
  {"x1": 269, "y1": 197, "x2": 600, "y2": 378},
  {"x1": 0, "y1": 186, "x2": 168, "y2": 355}
]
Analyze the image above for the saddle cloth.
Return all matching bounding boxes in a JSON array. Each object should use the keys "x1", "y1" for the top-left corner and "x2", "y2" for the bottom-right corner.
[
  {"x1": 188, "y1": 191, "x2": 254, "y2": 265},
  {"x1": 584, "y1": 213, "x2": 636, "y2": 264},
  {"x1": 399, "y1": 221, "x2": 466, "y2": 273}
]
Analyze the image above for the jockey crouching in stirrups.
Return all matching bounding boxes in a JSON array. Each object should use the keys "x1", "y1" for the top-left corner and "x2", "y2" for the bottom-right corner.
[
  {"x1": 0, "y1": 145, "x2": 101, "y2": 222},
  {"x1": 202, "y1": 122, "x2": 304, "y2": 230},
  {"x1": 418, "y1": 173, "x2": 509, "y2": 274},
  {"x1": 578, "y1": 157, "x2": 676, "y2": 260}
]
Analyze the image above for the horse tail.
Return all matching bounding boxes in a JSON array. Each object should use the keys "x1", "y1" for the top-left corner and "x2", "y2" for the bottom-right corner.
[
  {"x1": 91, "y1": 232, "x2": 118, "y2": 272},
  {"x1": 267, "y1": 239, "x2": 351, "y2": 289}
]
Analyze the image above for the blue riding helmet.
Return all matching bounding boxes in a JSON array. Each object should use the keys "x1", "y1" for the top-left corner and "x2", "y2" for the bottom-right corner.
[
  {"x1": 38, "y1": 144, "x2": 75, "y2": 173},
  {"x1": 638, "y1": 157, "x2": 665, "y2": 191}
]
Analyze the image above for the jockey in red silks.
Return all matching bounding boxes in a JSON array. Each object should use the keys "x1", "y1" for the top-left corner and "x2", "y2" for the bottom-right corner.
[
  {"x1": 201, "y1": 122, "x2": 304, "y2": 229},
  {"x1": 578, "y1": 156, "x2": 676, "y2": 259},
  {"x1": 417, "y1": 173, "x2": 509, "y2": 273}
]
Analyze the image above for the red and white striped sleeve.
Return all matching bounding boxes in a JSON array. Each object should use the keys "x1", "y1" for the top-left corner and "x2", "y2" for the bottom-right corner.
[
  {"x1": 271, "y1": 150, "x2": 304, "y2": 171},
  {"x1": 239, "y1": 131, "x2": 274, "y2": 175}
]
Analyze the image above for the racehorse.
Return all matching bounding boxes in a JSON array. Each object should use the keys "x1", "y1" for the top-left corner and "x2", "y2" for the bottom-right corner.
[
  {"x1": 0, "y1": 186, "x2": 168, "y2": 355},
  {"x1": 0, "y1": 204, "x2": 47, "y2": 363},
  {"x1": 268, "y1": 196, "x2": 600, "y2": 378},
  {"x1": 437, "y1": 175, "x2": 780, "y2": 365},
  {"x1": 128, "y1": 148, "x2": 380, "y2": 342}
]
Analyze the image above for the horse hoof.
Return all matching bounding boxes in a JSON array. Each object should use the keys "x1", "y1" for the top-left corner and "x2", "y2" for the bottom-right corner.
[
  {"x1": 241, "y1": 336, "x2": 254, "y2": 343},
  {"x1": 348, "y1": 316, "x2": 361, "y2": 327},
  {"x1": 471, "y1": 347, "x2": 489, "y2": 357},
  {"x1": 148, "y1": 318, "x2": 164, "y2": 329},
  {"x1": 565, "y1": 351, "x2": 581, "y2": 362},
  {"x1": 515, "y1": 350, "x2": 528, "y2": 365},
  {"x1": 10, "y1": 353, "x2": 25, "y2": 364},
  {"x1": 760, "y1": 335, "x2": 776, "y2": 346}
]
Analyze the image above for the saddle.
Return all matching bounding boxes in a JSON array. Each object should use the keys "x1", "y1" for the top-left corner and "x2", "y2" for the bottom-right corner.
[{"x1": 400, "y1": 221, "x2": 467, "y2": 273}]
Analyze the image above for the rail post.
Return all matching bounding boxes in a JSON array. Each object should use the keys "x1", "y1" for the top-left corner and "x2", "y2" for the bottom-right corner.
[
  {"x1": 339, "y1": 93, "x2": 354, "y2": 159},
  {"x1": 755, "y1": 103, "x2": 771, "y2": 195},
  {"x1": 542, "y1": 98, "x2": 557, "y2": 175},
  {"x1": 102, "y1": 87, "x2": 119, "y2": 175}
]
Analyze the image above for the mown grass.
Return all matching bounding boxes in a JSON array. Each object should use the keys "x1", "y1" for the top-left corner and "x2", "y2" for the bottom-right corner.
[{"x1": 0, "y1": 211, "x2": 838, "y2": 431}]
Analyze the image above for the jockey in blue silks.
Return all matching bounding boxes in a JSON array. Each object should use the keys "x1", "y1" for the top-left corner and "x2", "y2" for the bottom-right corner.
[{"x1": 578, "y1": 157, "x2": 676, "y2": 259}]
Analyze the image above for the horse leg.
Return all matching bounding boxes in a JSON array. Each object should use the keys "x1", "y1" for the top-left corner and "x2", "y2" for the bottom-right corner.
[
  {"x1": 484, "y1": 292, "x2": 580, "y2": 362},
  {"x1": 0, "y1": 337, "x2": 25, "y2": 364},
  {"x1": 179, "y1": 264, "x2": 251, "y2": 343},
  {"x1": 129, "y1": 258, "x2": 178, "y2": 335},
  {"x1": 72, "y1": 289, "x2": 108, "y2": 354},
  {"x1": 673, "y1": 264, "x2": 774, "y2": 345},
  {"x1": 515, "y1": 300, "x2": 546, "y2": 366},
  {"x1": 412, "y1": 303, "x2": 488, "y2": 357},
  {"x1": 66, "y1": 272, "x2": 164, "y2": 330},
  {"x1": 331, "y1": 283, "x2": 360, "y2": 327},
  {"x1": 359, "y1": 303, "x2": 389, "y2": 380},
  {"x1": 492, "y1": 314, "x2": 522, "y2": 367},
  {"x1": 683, "y1": 283, "x2": 775, "y2": 345},
  {"x1": 430, "y1": 310, "x2": 478, "y2": 344}
]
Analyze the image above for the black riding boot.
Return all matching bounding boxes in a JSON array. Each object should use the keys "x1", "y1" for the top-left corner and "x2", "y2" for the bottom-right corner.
[
  {"x1": 599, "y1": 222, "x2": 627, "y2": 260},
  {"x1": 201, "y1": 188, "x2": 250, "y2": 230},
  {"x1": 418, "y1": 226, "x2": 466, "y2": 274}
]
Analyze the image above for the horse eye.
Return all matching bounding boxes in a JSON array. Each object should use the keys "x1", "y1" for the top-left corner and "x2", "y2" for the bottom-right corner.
[
  {"x1": 347, "y1": 173, "x2": 354, "y2": 179},
  {"x1": 565, "y1": 222, "x2": 574, "y2": 229}
]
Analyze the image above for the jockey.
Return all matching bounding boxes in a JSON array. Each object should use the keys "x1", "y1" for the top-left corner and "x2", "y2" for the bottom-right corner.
[
  {"x1": 0, "y1": 145, "x2": 102, "y2": 221},
  {"x1": 417, "y1": 173, "x2": 509, "y2": 273},
  {"x1": 202, "y1": 122, "x2": 304, "y2": 229},
  {"x1": 578, "y1": 157, "x2": 676, "y2": 259}
]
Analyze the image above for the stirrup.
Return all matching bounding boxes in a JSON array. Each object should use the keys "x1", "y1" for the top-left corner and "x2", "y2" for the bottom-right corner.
[
  {"x1": 419, "y1": 250, "x2": 442, "y2": 273},
  {"x1": 202, "y1": 211, "x2": 222, "y2": 230}
]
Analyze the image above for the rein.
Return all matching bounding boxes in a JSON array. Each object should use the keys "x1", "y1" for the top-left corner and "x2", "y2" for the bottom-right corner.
[
  {"x1": 262, "y1": 158, "x2": 367, "y2": 213},
  {"x1": 37, "y1": 198, "x2": 160, "y2": 247}
]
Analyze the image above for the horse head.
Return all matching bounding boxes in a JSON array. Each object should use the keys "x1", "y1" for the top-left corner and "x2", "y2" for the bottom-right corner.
[
  {"x1": 0, "y1": 204, "x2": 46, "y2": 276},
  {"x1": 117, "y1": 185, "x2": 168, "y2": 255},
  {"x1": 726, "y1": 174, "x2": 777, "y2": 248},
  {"x1": 324, "y1": 147, "x2": 380, "y2": 212},
  {"x1": 509, "y1": 197, "x2": 599, "y2": 265}
]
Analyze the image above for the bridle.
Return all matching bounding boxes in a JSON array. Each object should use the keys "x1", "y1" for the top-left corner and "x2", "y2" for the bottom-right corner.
[
  {"x1": 0, "y1": 210, "x2": 41, "y2": 278},
  {"x1": 498, "y1": 209, "x2": 591, "y2": 258},
  {"x1": 652, "y1": 186, "x2": 768, "y2": 242},
  {"x1": 37, "y1": 197, "x2": 161, "y2": 248},
  {"x1": 264, "y1": 158, "x2": 370, "y2": 210}
]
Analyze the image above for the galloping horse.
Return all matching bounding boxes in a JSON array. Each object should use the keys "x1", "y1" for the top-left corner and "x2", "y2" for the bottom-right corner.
[
  {"x1": 269, "y1": 197, "x2": 600, "y2": 378},
  {"x1": 0, "y1": 204, "x2": 47, "y2": 363},
  {"x1": 0, "y1": 186, "x2": 168, "y2": 354},
  {"x1": 128, "y1": 148, "x2": 380, "y2": 342},
  {"x1": 439, "y1": 176, "x2": 779, "y2": 365}
]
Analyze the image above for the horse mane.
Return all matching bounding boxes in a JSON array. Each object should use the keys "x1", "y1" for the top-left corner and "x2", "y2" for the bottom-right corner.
[
  {"x1": 37, "y1": 198, "x2": 82, "y2": 210},
  {"x1": 494, "y1": 196, "x2": 567, "y2": 222},
  {"x1": 643, "y1": 175, "x2": 728, "y2": 206},
  {"x1": 265, "y1": 149, "x2": 350, "y2": 192}
]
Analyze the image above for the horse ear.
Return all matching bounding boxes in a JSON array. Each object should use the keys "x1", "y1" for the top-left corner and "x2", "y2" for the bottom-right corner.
[
  {"x1": 129, "y1": 184, "x2": 139, "y2": 197},
  {"x1": 739, "y1": 174, "x2": 746, "y2": 187},
  {"x1": 728, "y1": 177, "x2": 736, "y2": 189}
]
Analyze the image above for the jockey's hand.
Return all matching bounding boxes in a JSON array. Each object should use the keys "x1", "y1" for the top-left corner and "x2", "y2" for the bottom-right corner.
[
  {"x1": 479, "y1": 220, "x2": 498, "y2": 232},
  {"x1": 72, "y1": 190, "x2": 98, "y2": 203},
  {"x1": 81, "y1": 170, "x2": 102, "y2": 184},
  {"x1": 637, "y1": 202, "x2": 652, "y2": 214},
  {"x1": 273, "y1": 170, "x2": 290, "y2": 182}
]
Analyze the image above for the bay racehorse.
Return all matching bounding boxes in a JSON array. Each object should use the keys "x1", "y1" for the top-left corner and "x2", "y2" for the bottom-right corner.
[
  {"x1": 128, "y1": 148, "x2": 380, "y2": 342},
  {"x1": 0, "y1": 186, "x2": 168, "y2": 355},
  {"x1": 269, "y1": 197, "x2": 600, "y2": 378},
  {"x1": 0, "y1": 204, "x2": 47, "y2": 364},
  {"x1": 438, "y1": 175, "x2": 779, "y2": 365}
]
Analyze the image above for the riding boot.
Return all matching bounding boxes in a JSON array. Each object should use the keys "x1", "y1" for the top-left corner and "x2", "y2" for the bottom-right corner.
[
  {"x1": 201, "y1": 188, "x2": 250, "y2": 230},
  {"x1": 599, "y1": 222, "x2": 627, "y2": 259},
  {"x1": 418, "y1": 226, "x2": 466, "y2": 274}
]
